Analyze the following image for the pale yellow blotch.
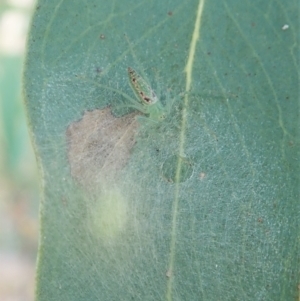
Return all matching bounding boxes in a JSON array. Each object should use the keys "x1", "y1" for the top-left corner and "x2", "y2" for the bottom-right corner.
[{"x1": 91, "y1": 188, "x2": 128, "y2": 241}]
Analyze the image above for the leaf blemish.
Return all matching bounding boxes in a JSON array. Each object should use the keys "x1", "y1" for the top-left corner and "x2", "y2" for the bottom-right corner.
[{"x1": 66, "y1": 107, "x2": 140, "y2": 192}]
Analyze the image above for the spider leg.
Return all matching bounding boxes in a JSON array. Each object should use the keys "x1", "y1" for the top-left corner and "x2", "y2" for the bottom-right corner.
[
  {"x1": 117, "y1": 103, "x2": 148, "y2": 114},
  {"x1": 136, "y1": 115, "x2": 159, "y2": 124}
]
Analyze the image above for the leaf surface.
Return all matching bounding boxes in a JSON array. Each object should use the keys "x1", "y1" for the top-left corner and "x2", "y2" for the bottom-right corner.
[{"x1": 24, "y1": 0, "x2": 299, "y2": 300}]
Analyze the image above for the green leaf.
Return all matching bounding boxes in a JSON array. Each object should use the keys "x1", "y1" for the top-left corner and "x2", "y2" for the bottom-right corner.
[{"x1": 23, "y1": 0, "x2": 299, "y2": 300}]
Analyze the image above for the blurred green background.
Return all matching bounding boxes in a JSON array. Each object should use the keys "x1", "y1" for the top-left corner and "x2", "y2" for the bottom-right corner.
[{"x1": 0, "y1": 0, "x2": 38, "y2": 300}]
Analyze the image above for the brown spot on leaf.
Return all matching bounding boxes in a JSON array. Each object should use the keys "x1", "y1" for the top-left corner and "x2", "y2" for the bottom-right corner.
[{"x1": 66, "y1": 107, "x2": 140, "y2": 192}]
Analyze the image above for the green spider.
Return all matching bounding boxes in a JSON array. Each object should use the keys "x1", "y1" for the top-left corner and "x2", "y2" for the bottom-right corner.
[{"x1": 126, "y1": 67, "x2": 172, "y2": 122}]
